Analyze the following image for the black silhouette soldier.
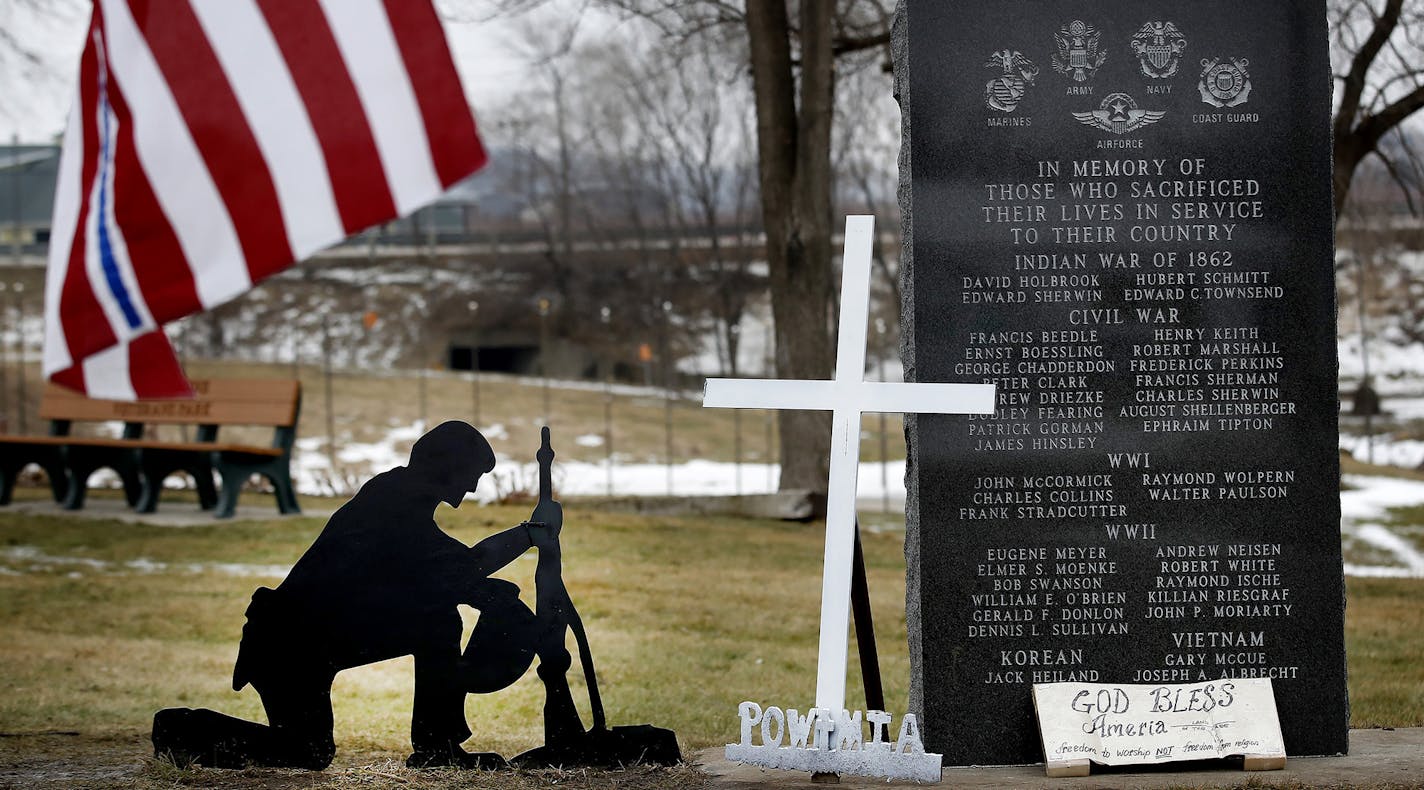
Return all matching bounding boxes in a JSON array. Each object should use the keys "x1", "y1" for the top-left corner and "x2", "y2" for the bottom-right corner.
[{"x1": 153, "y1": 421, "x2": 604, "y2": 770}]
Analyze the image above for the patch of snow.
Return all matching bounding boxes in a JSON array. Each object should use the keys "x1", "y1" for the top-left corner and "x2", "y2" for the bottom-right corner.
[
  {"x1": 1338, "y1": 336, "x2": 1424, "y2": 394},
  {"x1": 0, "y1": 546, "x2": 290, "y2": 579},
  {"x1": 1353, "y1": 523, "x2": 1424, "y2": 575},
  {"x1": 1386, "y1": 396, "x2": 1424, "y2": 420},
  {"x1": 1340, "y1": 474, "x2": 1424, "y2": 578},
  {"x1": 1340, "y1": 434, "x2": 1424, "y2": 469},
  {"x1": 336, "y1": 422, "x2": 425, "y2": 465},
  {"x1": 465, "y1": 458, "x2": 908, "y2": 501},
  {"x1": 1340, "y1": 474, "x2": 1424, "y2": 520}
]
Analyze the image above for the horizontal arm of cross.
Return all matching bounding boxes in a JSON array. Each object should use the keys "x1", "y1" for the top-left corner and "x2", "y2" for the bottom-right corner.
[{"x1": 703, "y1": 377, "x2": 996, "y2": 415}]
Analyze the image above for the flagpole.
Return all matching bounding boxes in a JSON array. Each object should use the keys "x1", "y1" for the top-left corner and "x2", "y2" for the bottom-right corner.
[
  {"x1": 13, "y1": 282, "x2": 24, "y2": 433},
  {"x1": 7, "y1": 135, "x2": 18, "y2": 433}
]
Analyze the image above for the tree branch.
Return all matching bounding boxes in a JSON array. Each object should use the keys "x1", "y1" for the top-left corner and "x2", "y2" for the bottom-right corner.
[
  {"x1": 1336, "y1": 0, "x2": 1403, "y2": 140},
  {"x1": 1357, "y1": 82, "x2": 1424, "y2": 148},
  {"x1": 832, "y1": 31, "x2": 890, "y2": 56},
  {"x1": 1374, "y1": 149, "x2": 1420, "y2": 215}
]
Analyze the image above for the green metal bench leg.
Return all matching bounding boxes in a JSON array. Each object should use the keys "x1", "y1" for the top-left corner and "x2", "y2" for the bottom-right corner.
[
  {"x1": 63, "y1": 470, "x2": 90, "y2": 510},
  {"x1": 44, "y1": 460, "x2": 68, "y2": 503},
  {"x1": 195, "y1": 472, "x2": 218, "y2": 511},
  {"x1": 137, "y1": 450, "x2": 221, "y2": 513},
  {"x1": 215, "y1": 470, "x2": 246, "y2": 519},
  {"x1": 0, "y1": 454, "x2": 69, "y2": 506},
  {"x1": 269, "y1": 465, "x2": 301, "y2": 515},
  {"x1": 0, "y1": 460, "x2": 22, "y2": 506},
  {"x1": 64, "y1": 468, "x2": 140, "y2": 509},
  {"x1": 136, "y1": 478, "x2": 161, "y2": 513},
  {"x1": 120, "y1": 470, "x2": 142, "y2": 507},
  {"x1": 64, "y1": 449, "x2": 143, "y2": 510}
]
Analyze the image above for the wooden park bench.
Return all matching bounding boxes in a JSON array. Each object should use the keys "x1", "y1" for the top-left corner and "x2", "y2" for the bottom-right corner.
[{"x1": 0, "y1": 379, "x2": 302, "y2": 518}]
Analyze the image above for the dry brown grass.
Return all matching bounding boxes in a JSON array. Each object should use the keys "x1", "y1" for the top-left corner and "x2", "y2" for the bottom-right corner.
[
  {"x1": 1, "y1": 372, "x2": 1422, "y2": 786},
  {"x1": 0, "y1": 501, "x2": 904, "y2": 787},
  {"x1": 2, "y1": 498, "x2": 1423, "y2": 787},
  {"x1": 1345, "y1": 577, "x2": 1424, "y2": 729}
]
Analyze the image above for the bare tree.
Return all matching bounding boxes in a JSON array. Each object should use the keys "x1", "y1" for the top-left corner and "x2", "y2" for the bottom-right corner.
[
  {"x1": 834, "y1": 62, "x2": 902, "y2": 308},
  {"x1": 584, "y1": 0, "x2": 893, "y2": 493},
  {"x1": 1331, "y1": 0, "x2": 1424, "y2": 218},
  {"x1": 0, "y1": 0, "x2": 89, "y2": 142},
  {"x1": 609, "y1": 42, "x2": 759, "y2": 375}
]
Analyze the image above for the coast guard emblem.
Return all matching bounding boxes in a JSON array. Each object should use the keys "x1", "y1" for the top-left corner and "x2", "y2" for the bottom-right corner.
[
  {"x1": 1199, "y1": 57, "x2": 1252, "y2": 107},
  {"x1": 1072, "y1": 93, "x2": 1166, "y2": 135},
  {"x1": 1130, "y1": 21, "x2": 1188, "y2": 78},
  {"x1": 1053, "y1": 20, "x2": 1106, "y2": 82},
  {"x1": 984, "y1": 50, "x2": 1038, "y2": 112}
]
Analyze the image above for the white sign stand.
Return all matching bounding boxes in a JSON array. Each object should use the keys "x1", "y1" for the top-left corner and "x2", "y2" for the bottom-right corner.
[{"x1": 704, "y1": 215, "x2": 996, "y2": 778}]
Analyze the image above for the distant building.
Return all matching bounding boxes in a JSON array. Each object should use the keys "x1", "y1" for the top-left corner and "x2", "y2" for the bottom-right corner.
[{"x1": 0, "y1": 144, "x2": 60, "y2": 254}]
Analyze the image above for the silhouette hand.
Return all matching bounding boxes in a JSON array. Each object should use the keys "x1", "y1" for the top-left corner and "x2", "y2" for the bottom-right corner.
[{"x1": 528, "y1": 500, "x2": 562, "y2": 550}]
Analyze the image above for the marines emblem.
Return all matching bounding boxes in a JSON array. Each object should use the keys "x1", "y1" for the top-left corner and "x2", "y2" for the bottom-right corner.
[
  {"x1": 1198, "y1": 57, "x2": 1252, "y2": 107},
  {"x1": 1130, "y1": 21, "x2": 1188, "y2": 78},
  {"x1": 984, "y1": 50, "x2": 1038, "y2": 112},
  {"x1": 1053, "y1": 20, "x2": 1106, "y2": 82},
  {"x1": 1072, "y1": 92, "x2": 1166, "y2": 135}
]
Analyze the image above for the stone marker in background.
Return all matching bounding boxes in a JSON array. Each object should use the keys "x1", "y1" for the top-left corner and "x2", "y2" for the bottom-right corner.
[{"x1": 895, "y1": 0, "x2": 1345, "y2": 766}]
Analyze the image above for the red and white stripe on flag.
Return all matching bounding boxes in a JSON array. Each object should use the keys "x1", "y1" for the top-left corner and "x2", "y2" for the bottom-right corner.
[{"x1": 44, "y1": 0, "x2": 487, "y2": 400}]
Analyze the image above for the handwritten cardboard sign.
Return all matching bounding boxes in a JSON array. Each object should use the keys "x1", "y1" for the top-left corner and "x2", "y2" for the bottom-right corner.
[{"x1": 1032, "y1": 679, "x2": 1285, "y2": 773}]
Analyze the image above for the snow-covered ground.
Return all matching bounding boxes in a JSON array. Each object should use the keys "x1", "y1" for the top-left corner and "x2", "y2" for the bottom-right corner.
[
  {"x1": 0, "y1": 544, "x2": 291, "y2": 579},
  {"x1": 8, "y1": 244, "x2": 1424, "y2": 579},
  {"x1": 289, "y1": 418, "x2": 906, "y2": 504},
  {"x1": 1341, "y1": 475, "x2": 1424, "y2": 577}
]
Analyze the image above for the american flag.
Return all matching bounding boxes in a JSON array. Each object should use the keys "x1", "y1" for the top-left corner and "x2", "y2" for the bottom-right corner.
[{"x1": 43, "y1": 0, "x2": 488, "y2": 399}]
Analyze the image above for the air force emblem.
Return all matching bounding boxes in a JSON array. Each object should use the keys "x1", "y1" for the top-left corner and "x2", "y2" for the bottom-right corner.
[
  {"x1": 1131, "y1": 21, "x2": 1188, "y2": 78},
  {"x1": 984, "y1": 50, "x2": 1039, "y2": 113},
  {"x1": 1053, "y1": 20, "x2": 1106, "y2": 82},
  {"x1": 1072, "y1": 93, "x2": 1166, "y2": 135},
  {"x1": 1199, "y1": 57, "x2": 1252, "y2": 107}
]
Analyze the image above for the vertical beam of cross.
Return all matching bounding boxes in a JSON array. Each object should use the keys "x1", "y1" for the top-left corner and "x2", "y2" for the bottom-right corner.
[{"x1": 703, "y1": 215, "x2": 996, "y2": 714}]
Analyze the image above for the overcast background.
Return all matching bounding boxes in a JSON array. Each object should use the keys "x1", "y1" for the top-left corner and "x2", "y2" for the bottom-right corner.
[{"x1": 0, "y1": 0, "x2": 597, "y2": 143}]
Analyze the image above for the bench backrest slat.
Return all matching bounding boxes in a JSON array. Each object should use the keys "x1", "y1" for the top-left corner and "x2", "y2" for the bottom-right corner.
[{"x1": 39, "y1": 380, "x2": 300, "y2": 427}]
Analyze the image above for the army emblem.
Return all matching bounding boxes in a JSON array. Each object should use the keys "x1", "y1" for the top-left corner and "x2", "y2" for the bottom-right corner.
[
  {"x1": 984, "y1": 50, "x2": 1038, "y2": 112},
  {"x1": 1199, "y1": 57, "x2": 1252, "y2": 107},
  {"x1": 1072, "y1": 92, "x2": 1166, "y2": 135},
  {"x1": 1130, "y1": 21, "x2": 1188, "y2": 78},
  {"x1": 1053, "y1": 20, "x2": 1106, "y2": 82}
]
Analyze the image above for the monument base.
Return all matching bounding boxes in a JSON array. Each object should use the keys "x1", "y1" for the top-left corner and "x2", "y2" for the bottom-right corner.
[{"x1": 724, "y1": 743, "x2": 942, "y2": 783}]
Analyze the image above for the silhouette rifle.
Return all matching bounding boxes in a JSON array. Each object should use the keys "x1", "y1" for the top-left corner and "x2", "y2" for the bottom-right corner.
[{"x1": 535, "y1": 427, "x2": 605, "y2": 732}]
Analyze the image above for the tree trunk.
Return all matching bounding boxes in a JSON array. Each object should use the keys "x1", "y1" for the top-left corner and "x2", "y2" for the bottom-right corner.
[
  {"x1": 745, "y1": 1, "x2": 837, "y2": 493},
  {"x1": 1334, "y1": 140, "x2": 1366, "y2": 220}
]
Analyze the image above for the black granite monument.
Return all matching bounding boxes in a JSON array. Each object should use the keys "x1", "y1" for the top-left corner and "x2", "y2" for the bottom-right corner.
[{"x1": 896, "y1": 0, "x2": 1345, "y2": 766}]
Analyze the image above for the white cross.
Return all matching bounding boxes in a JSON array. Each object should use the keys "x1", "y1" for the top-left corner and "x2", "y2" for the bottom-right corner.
[{"x1": 703, "y1": 215, "x2": 996, "y2": 714}]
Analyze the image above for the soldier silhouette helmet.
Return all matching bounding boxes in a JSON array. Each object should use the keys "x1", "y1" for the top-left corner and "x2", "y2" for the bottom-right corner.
[{"x1": 409, "y1": 421, "x2": 497, "y2": 507}]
